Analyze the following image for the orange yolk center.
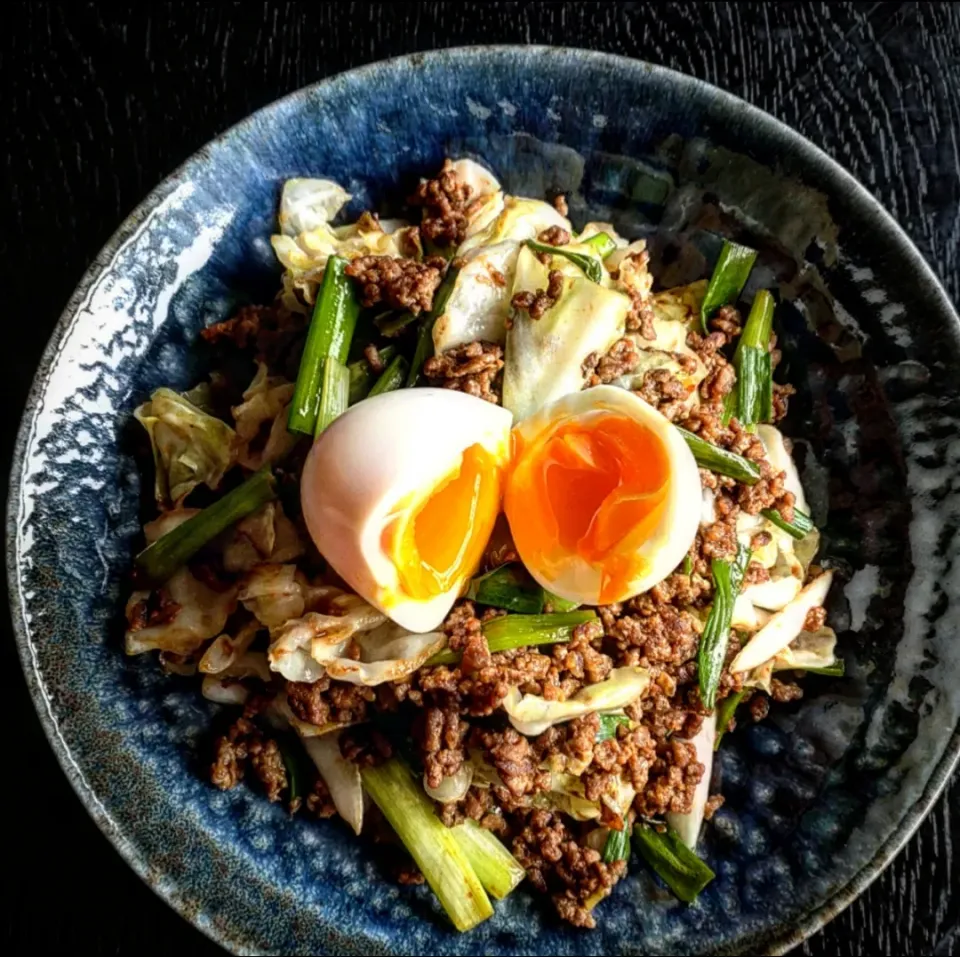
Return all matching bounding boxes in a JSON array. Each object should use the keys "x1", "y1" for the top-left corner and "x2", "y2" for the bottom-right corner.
[
  {"x1": 505, "y1": 412, "x2": 670, "y2": 602},
  {"x1": 383, "y1": 443, "x2": 502, "y2": 601}
]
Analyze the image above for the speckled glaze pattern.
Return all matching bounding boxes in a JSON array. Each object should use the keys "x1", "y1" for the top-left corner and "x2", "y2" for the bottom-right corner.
[{"x1": 7, "y1": 48, "x2": 959, "y2": 957}]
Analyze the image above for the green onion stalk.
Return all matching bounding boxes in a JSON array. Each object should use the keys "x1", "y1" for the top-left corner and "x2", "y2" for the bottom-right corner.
[
  {"x1": 426, "y1": 610, "x2": 597, "y2": 667},
  {"x1": 467, "y1": 563, "x2": 545, "y2": 614},
  {"x1": 361, "y1": 759, "x2": 493, "y2": 931},
  {"x1": 368, "y1": 354, "x2": 410, "y2": 397},
  {"x1": 726, "y1": 288, "x2": 775, "y2": 429},
  {"x1": 452, "y1": 819, "x2": 526, "y2": 900},
  {"x1": 633, "y1": 824, "x2": 715, "y2": 902},
  {"x1": 761, "y1": 507, "x2": 815, "y2": 540},
  {"x1": 347, "y1": 345, "x2": 397, "y2": 405},
  {"x1": 700, "y1": 239, "x2": 757, "y2": 333},
  {"x1": 676, "y1": 428, "x2": 761, "y2": 485},
  {"x1": 698, "y1": 544, "x2": 750, "y2": 709},
  {"x1": 135, "y1": 466, "x2": 276, "y2": 583},
  {"x1": 525, "y1": 239, "x2": 604, "y2": 284}
]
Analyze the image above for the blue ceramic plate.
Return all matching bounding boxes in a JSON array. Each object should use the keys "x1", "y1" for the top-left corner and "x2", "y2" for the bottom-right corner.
[{"x1": 8, "y1": 47, "x2": 960, "y2": 956}]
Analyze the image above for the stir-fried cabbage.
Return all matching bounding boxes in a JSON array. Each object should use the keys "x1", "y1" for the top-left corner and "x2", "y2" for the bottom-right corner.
[
  {"x1": 134, "y1": 387, "x2": 237, "y2": 506},
  {"x1": 272, "y1": 181, "x2": 418, "y2": 309},
  {"x1": 125, "y1": 567, "x2": 237, "y2": 656},
  {"x1": 238, "y1": 564, "x2": 305, "y2": 628},
  {"x1": 301, "y1": 731, "x2": 364, "y2": 835},
  {"x1": 312, "y1": 623, "x2": 446, "y2": 686},
  {"x1": 731, "y1": 571, "x2": 834, "y2": 674},
  {"x1": 231, "y1": 363, "x2": 298, "y2": 470},
  {"x1": 502, "y1": 246, "x2": 631, "y2": 421},
  {"x1": 757, "y1": 425, "x2": 808, "y2": 512},
  {"x1": 449, "y1": 158, "x2": 504, "y2": 241},
  {"x1": 432, "y1": 241, "x2": 518, "y2": 353},
  {"x1": 502, "y1": 666, "x2": 649, "y2": 736},
  {"x1": 459, "y1": 196, "x2": 570, "y2": 255},
  {"x1": 425, "y1": 764, "x2": 475, "y2": 804},
  {"x1": 199, "y1": 619, "x2": 261, "y2": 675},
  {"x1": 201, "y1": 676, "x2": 250, "y2": 706},
  {"x1": 222, "y1": 501, "x2": 305, "y2": 573}
]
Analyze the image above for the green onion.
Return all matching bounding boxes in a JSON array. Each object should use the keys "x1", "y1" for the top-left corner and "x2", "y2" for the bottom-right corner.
[
  {"x1": 682, "y1": 555, "x2": 693, "y2": 576},
  {"x1": 368, "y1": 354, "x2": 410, "y2": 397},
  {"x1": 467, "y1": 563, "x2": 544, "y2": 614},
  {"x1": 580, "y1": 231, "x2": 617, "y2": 260},
  {"x1": 803, "y1": 659, "x2": 845, "y2": 677},
  {"x1": 525, "y1": 239, "x2": 603, "y2": 283},
  {"x1": 375, "y1": 311, "x2": 417, "y2": 337},
  {"x1": 452, "y1": 820, "x2": 526, "y2": 900},
  {"x1": 288, "y1": 256, "x2": 360, "y2": 435},
  {"x1": 406, "y1": 266, "x2": 459, "y2": 387},
  {"x1": 361, "y1": 759, "x2": 493, "y2": 931},
  {"x1": 698, "y1": 544, "x2": 750, "y2": 709},
  {"x1": 602, "y1": 827, "x2": 632, "y2": 863},
  {"x1": 677, "y1": 428, "x2": 762, "y2": 484},
  {"x1": 135, "y1": 466, "x2": 276, "y2": 583},
  {"x1": 633, "y1": 824, "x2": 715, "y2": 902},
  {"x1": 314, "y1": 356, "x2": 350, "y2": 436},
  {"x1": 700, "y1": 239, "x2": 757, "y2": 333},
  {"x1": 761, "y1": 507, "x2": 815, "y2": 540},
  {"x1": 596, "y1": 714, "x2": 631, "y2": 743},
  {"x1": 759, "y1": 352, "x2": 774, "y2": 423},
  {"x1": 732, "y1": 289, "x2": 775, "y2": 429},
  {"x1": 426, "y1": 610, "x2": 597, "y2": 667},
  {"x1": 347, "y1": 345, "x2": 397, "y2": 405},
  {"x1": 713, "y1": 690, "x2": 745, "y2": 750},
  {"x1": 543, "y1": 590, "x2": 580, "y2": 613},
  {"x1": 277, "y1": 734, "x2": 305, "y2": 803}
]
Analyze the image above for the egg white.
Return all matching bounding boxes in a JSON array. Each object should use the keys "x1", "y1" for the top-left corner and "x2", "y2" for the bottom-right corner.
[
  {"x1": 301, "y1": 388, "x2": 513, "y2": 632},
  {"x1": 505, "y1": 385, "x2": 701, "y2": 605}
]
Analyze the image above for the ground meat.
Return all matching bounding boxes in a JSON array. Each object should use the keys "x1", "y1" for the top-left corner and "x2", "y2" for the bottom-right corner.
[
  {"x1": 626, "y1": 301, "x2": 657, "y2": 340},
  {"x1": 340, "y1": 725, "x2": 394, "y2": 768},
  {"x1": 634, "y1": 737, "x2": 704, "y2": 818},
  {"x1": 423, "y1": 340, "x2": 504, "y2": 403},
  {"x1": 408, "y1": 158, "x2": 473, "y2": 246},
  {"x1": 772, "y1": 382, "x2": 796, "y2": 421},
  {"x1": 633, "y1": 368, "x2": 688, "y2": 420},
  {"x1": 416, "y1": 706, "x2": 469, "y2": 789},
  {"x1": 537, "y1": 225, "x2": 572, "y2": 246},
  {"x1": 286, "y1": 678, "x2": 375, "y2": 727},
  {"x1": 769, "y1": 678, "x2": 804, "y2": 702},
  {"x1": 552, "y1": 194, "x2": 569, "y2": 217},
  {"x1": 474, "y1": 726, "x2": 551, "y2": 801},
  {"x1": 582, "y1": 337, "x2": 642, "y2": 387},
  {"x1": 512, "y1": 809, "x2": 627, "y2": 929},
  {"x1": 306, "y1": 776, "x2": 338, "y2": 818},
  {"x1": 247, "y1": 736, "x2": 288, "y2": 803},
  {"x1": 710, "y1": 304, "x2": 742, "y2": 340},
  {"x1": 209, "y1": 716, "x2": 288, "y2": 804},
  {"x1": 803, "y1": 606, "x2": 827, "y2": 632},
  {"x1": 201, "y1": 303, "x2": 307, "y2": 379},
  {"x1": 511, "y1": 270, "x2": 564, "y2": 320},
  {"x1": 704, "y1": 794, "x2": 725, "y2": 820},
  {"x1": 749, "y1": 695, "x2": 770, "y2": 722},
  {"x1": 363, "y1": 343, "x2": 385, "y2": 374},
  {"x1": 744, "y1": 561, "x2": 771, "y2": 585},
  {"x1": 345, "y1": 255, "x2": 446, "y2": 314}
]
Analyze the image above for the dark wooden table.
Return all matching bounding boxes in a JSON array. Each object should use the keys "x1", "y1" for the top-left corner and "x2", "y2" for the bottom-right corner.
[{"x1": 3, "y1": 3, "x2": 958, "y2": 955}]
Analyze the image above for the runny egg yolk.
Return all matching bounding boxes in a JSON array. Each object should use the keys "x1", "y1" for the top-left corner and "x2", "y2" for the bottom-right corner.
[
  {"x1": 505, "y1": 412, "x2": 671, "y2": 603},
  {"x1": 381, "y1": 443, "x2": 502, "y2": 602}
]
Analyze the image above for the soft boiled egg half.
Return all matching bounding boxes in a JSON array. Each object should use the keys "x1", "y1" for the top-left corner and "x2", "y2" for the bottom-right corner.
[
  {"x1": 301, "y1": 389, "x2": 512, "y2": 633},
  {"x1": 504, "y1": 385, "x2": 701, "y2": 606}
]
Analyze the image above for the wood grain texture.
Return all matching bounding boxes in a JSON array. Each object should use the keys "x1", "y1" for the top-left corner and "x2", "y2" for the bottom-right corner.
[{"x1": 1, "y1": 3, "x2": 957, "y2": 955}]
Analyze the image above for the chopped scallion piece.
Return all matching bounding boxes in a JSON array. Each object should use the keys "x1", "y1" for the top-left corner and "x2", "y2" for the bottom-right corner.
[
  {"x1": 700, "y1": 239, "x2": 757, "y2": 333},
  {"x1": 596, "y1": 714, "x2": 631, "y2": 743},
  {"x1": 452, "y1": 820, "x2": 526, "y2": 900},
  {"x1": 426, "y1": 610, "x2": 597, "y2": 667},
  {"x1": 368, "y1": 354, "x2": 410, "y2": 397},
  {"x1": 134, "y1": 466, "x2": 276, "y2": 583},
  {"x1": 314, "y1": 356, "x2": 350, "y2": 436},
  {"x1": 347, "y1": 345, "x2": 397, "y2": 405},
  {"x1": 602, "y1": 827, "x2": 632, "y2": 863},
  {"x1": 361, "y1": 759, "x2": 493, "y2": 931},
  {"x1": 633, "y1": 824, "x2": 715, "y2": 902},
  {"x1": 803, "y1": 659, "x2": 845, "y2": 677},
  {"x1": 525, "y1": 239, "x2": 604, "y2": 283},
  {"x1": 543, "y1": 590, "x2": 580, "y2": 613},
  {"x1": 288, "y1": 255, "x2": 360, "y2": 435},
  {"x1": 698, "y1": 544, "x2": 750, "y2": 709},
  {"x1": 580, "y1": 231, "x2": 617, "y2": 259},
  {"x1": 682, "y1": 555, "x2": 693, "y2": 576},
  {"x1": 733, "y1": 289, "x2": 775, "y2": 429},
  {"x1": 714, "y1": 690, "x2": 745, "y2": 750},
  {"x1": 761, "y1": 507, "x2": 815, "y2": 540},
  {"x1": 375, "y1": 311, "x2": 417, "y2": 337},
  {"x1": 676, "y1": 428, "x2": 762, "y2": 484},
  {"x1": 467, "y1": 563, "x2": 544, "y2": 614}
]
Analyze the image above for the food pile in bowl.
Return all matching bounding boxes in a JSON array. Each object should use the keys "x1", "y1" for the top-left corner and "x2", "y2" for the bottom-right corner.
[{"x1": 125, "y1": 158, "x2": 838, "y2": 930}]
